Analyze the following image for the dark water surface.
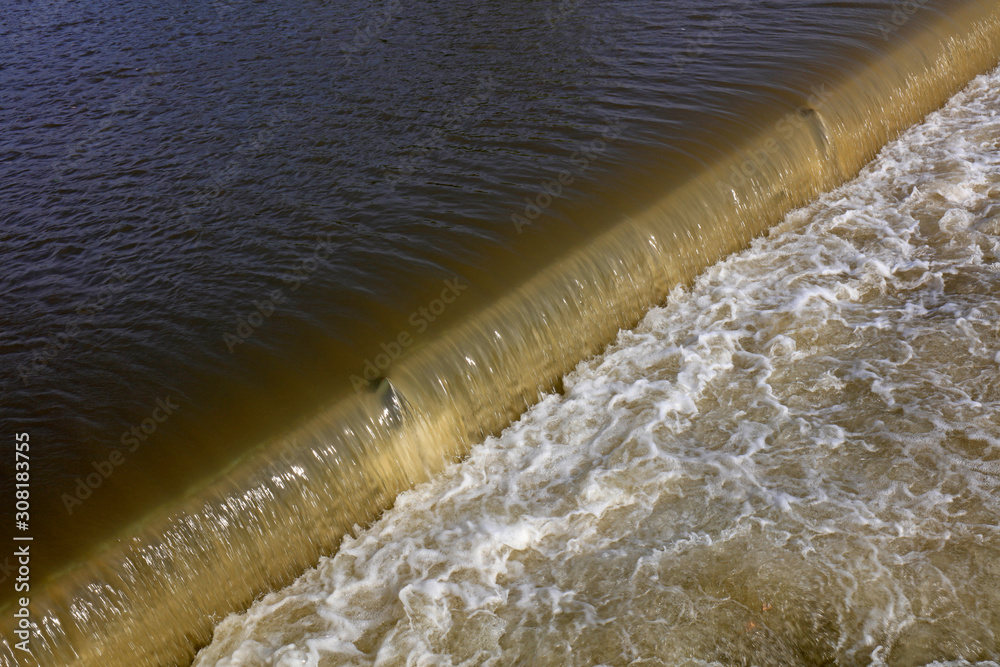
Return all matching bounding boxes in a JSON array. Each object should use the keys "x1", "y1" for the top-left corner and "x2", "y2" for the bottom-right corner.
[{"x1": 2, "y1": 0, "x2": 999, "y2": 664}]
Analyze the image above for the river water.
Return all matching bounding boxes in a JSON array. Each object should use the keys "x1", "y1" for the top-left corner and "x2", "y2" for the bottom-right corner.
[
  {"x1": 197, "y1": 64, "x2": 1000, "y2": 665},
  {"x1": 2, "y1": 0, "x2": 999, "y2": 664}
]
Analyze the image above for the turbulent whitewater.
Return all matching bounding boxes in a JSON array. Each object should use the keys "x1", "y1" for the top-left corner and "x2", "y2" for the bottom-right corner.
[{"x1": 195, "y1": 64, "x2": 1000, "y2": 666}]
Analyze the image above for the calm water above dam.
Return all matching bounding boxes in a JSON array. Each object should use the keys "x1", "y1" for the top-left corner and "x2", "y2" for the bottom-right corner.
[{"x1": 1, "y1": 0, "x2": 999, "y2": 664}]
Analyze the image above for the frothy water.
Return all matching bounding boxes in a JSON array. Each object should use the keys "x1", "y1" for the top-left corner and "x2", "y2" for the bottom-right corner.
[{"x1": 196, "y1": 64, "x2": 1000, "y2": 666}]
